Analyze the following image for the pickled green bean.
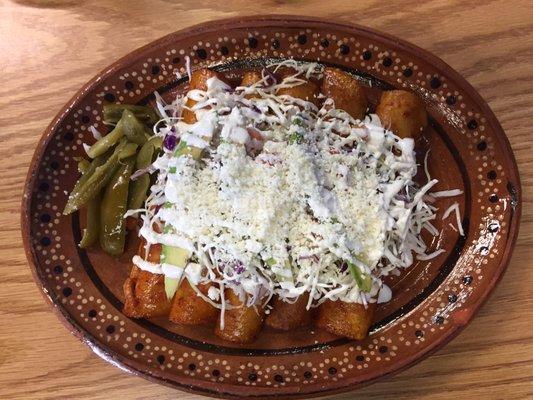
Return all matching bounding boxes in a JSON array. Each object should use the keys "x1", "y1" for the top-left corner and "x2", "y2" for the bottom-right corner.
[
  {"x1": 127, "y1": 137, "x2": 162, "y2": 210},
  {"x1": 79, "y1": 191, "x2": 101, "y2": 248},
  {"x1": 128, "y1": 172, "x2": 150, "y2": 211},
  {"x1": 150, "y1": 136, "x2": 163, "y2": 150},
  {"x1": 99, "y1": 157, "x2": 135, "y2": 256},
  {"x1": 128, "y1": 145, "x2": 153, "y2": 209},
  {"x1": 74, "y1": 157, "x2": 91, "y2": 174},
  {"x1": 64, "y1": 101, "x2": 162, "y2": 255},
  {"x1": 103, "y1": 104, "x2": 159, "y2": 126},
  {"x1": 87, "y1": 118, "x2": 125, "y2": 159},
  {"x1": 63, "y1": 153, "x2": 108, "y2": 215},
  {"x1": 117, "y1": 142, "x2": 139, "y2": 159},
  {"x1": 121, "y1": 109, "x2": 148, "y2": 145},
  {"x1": 63, "y1": 140, "x2": 137, "y2": 215}
]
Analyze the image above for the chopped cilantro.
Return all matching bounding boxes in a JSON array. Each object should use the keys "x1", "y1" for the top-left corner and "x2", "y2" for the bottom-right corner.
[
  {"x1": 292, "y1": 117, "x2": 304, "y2": 127},
  {"x1": 288, "y1": 132, "x2": 303, "y2": 144}
]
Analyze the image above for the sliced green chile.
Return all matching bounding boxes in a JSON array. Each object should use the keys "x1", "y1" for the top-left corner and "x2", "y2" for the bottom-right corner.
[
  {"x1": 78, "y1": 160, "x2": 90, "y2": 174},
  {"x1": 149, "y1": 136, "x2": 163, "y2": 150},
  {"x1": 89, "y1": 108, "x2": 153, "y2": 158},
  {"x1": 63, "y1": 141, "x2": 137, "y2": 215},
  {"x1": 87, "y1": 118, "x2": 125, "y2": 159},
  {"x1": 128, "y1": 137, "x2": 162, "y2": 209},
  {"x1": 128, "y1": 147, "x2": 153, "y2": 209},
  {"x1": 79, "y1": 191, "x2": 101, "y2": 248},
  {"x1": 117, "y1": 142, "x2": 139, "y2": 159},
  {"x1": 74, "y1": 157, "x2": 91, "y2": 174},
  {"x1": 99, "y1": 157, "x2": 135, "y2": 256},
  {"x1": 103, "y1": 104, "x2": 159, "y2": 126},
  {"x1": 63, "y1": 153, "x2": 109, "y2": 214},
  {"x1": 128, "y1": 174, "x2": 150, "y2": 210},
  {"x1": 121, "y1": 109, "x2": 149, "y2": 145}
]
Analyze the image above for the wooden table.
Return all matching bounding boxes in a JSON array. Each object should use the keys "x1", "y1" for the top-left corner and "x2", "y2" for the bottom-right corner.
[{"x1": 1, "y1": 1, "x2": 532, "y2": 399}]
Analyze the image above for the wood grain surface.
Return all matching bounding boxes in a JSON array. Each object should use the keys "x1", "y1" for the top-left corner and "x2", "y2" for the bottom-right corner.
[{"x1": 1, "y1": 1, "x2": 532, "y2": 399}]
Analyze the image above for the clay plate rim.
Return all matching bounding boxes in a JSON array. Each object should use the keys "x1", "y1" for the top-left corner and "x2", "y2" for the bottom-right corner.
[{"x1": 21, "y1": 15, "x2": 522, "y2": 399}]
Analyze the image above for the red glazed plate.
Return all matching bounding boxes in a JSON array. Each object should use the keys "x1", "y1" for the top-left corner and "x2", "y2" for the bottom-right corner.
[{"x1": 22, "y1": 15, "x2": 521, "y2": 399}]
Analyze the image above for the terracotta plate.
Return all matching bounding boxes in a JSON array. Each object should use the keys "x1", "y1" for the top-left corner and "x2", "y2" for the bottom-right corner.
[{"x1": 22, "y1": 16, "x2": 521, "y2": 399}]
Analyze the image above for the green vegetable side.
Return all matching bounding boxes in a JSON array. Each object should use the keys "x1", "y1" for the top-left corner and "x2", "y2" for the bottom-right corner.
[
  {"x1": 63, "y1": 103, "x2": 375, "y2": 294},
  {"x1": 63, "y1": 104, "x2": 161, "y2": 256}
]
